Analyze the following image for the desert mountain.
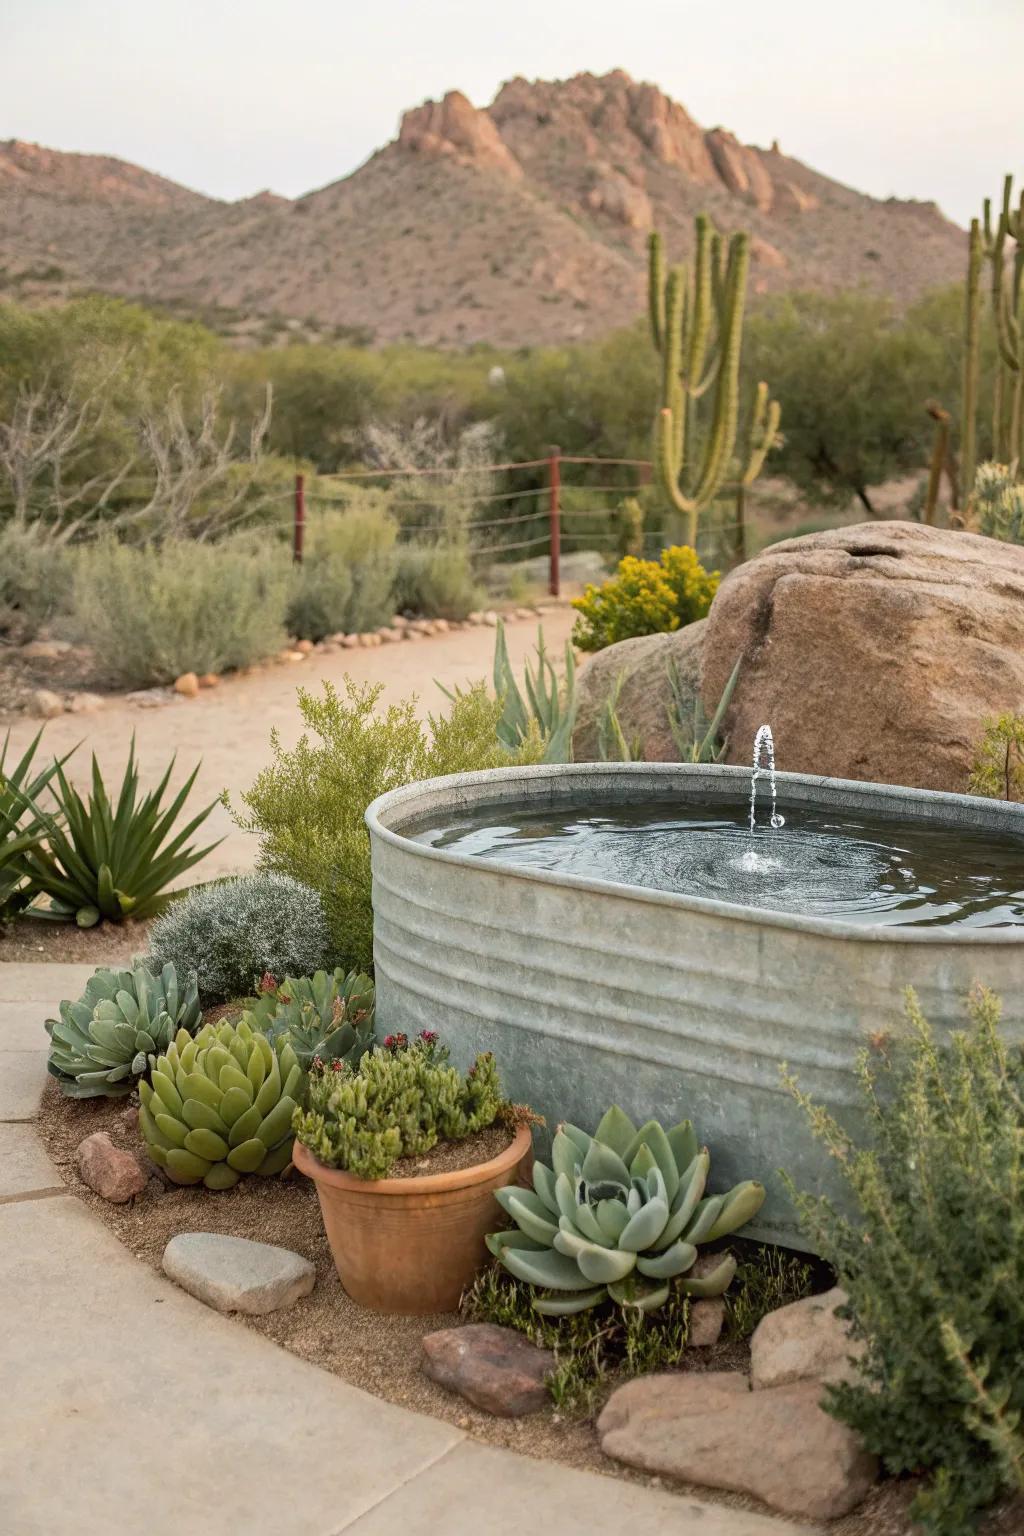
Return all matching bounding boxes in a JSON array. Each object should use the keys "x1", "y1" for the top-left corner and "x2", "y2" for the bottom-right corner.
[{"x1": 0, "y1": 71, "x2": 965, "y2": 347}]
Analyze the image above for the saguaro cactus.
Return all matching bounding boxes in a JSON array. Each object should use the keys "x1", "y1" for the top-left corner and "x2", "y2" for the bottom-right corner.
[
  {"x1": 963, "y1": 176, "x2": 1024, "y2": 497},
  {"x1": 648, "y1": 216, "x2": 780, "y2": 550}
]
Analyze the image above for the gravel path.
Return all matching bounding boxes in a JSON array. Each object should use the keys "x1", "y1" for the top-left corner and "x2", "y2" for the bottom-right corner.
[{"x1": 2, "y1": 607, "x2": 577, "y2": 881}]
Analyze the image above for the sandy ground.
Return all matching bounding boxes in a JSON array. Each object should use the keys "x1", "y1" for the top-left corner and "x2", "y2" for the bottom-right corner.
[{"x1": 1, "y1": 605, "x2": 577, "y2": 883}]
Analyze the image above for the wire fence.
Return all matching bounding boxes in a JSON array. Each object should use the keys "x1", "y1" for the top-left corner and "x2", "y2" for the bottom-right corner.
[{"x1": 290, "y1": 451, "x2": 751, "y2": 594}]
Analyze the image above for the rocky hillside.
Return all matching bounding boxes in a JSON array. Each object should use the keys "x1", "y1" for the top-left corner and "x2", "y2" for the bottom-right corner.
[{"x1": 0, "y1": 71, "x2": 966, "y2": 346}]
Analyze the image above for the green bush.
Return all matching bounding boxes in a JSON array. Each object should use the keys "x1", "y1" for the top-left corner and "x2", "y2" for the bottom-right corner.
[
  {"x1": 571, "y1": 546, "x2": 718, "y2": 653},
  {"x1": 294, "y1": 1033, "x2": 503, "y2": 1179},
  {"x1": 146, "y1": 872, "x2": 334, "y2": 1002},
  {"x1": 0, "y1": 524, "x2": 71, "y2": 642},
  {"x1": 68, "y1": 535, "x2": 289, "y2": 686},
  {"x1": 230, "y1": 677, "x2": 544, "y2": 972},
  {"x1": 969, "y1": 462, "x2": 1024, "y2": 544},
  {"x1": 287, "y1": 499, "x2": 397, "y2": 640},
  {"x1": 787, "y1": 988, "x2": 1024, "y2": 1534},
  {"x1": 968, "y1": 714, "x2": 1024, "y2": 802},
  {"x1": 391, "y1": 542, "x2": 481, "y2": 620}
]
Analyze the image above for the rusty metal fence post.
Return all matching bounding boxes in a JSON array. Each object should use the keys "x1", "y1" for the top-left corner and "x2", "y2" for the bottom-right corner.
[
  {"x1": 547, "y1": 446, "x2": 561, "y2": 596},
  {"x1": 293, "y1": 472, "x2": 306, "y2": 564}
]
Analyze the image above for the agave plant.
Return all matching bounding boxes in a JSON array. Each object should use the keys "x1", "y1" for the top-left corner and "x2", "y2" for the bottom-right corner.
[
  {"x1": 441, "y1": 621, "x2": 576, "y2": 763},
  {"x1": 11, "y1": 734, "x2": 220, "y2": 927},
  {"x1": 253, "y1": 967, "x2": 375, "y2": 1070},
  {"x1": 488, "y1": 1105, "x2": 765, "y2": 1314},
  {"x1": 0, "y1": 729, "x2": 71, "y2": 922},
  {"x1": 45, "y1": 962, "x2": 201, "y2": 1098},
  {"x1": 139, "y1": 1018, "x2": 305, "y2": 1189}
]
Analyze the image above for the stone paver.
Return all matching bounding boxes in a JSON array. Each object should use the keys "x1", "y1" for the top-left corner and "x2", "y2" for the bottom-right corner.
[
  {"x1": 345, "y1": 1440, "x2": 810, "y2": 1536},
  {"x1": 0, "y1": 962, "x2": 814, "y2": 1536},
  {"x1": 0, "y1": 1123, "x2": 62, "y2": 1199},
  {"x1": 0, "y1": 1048, "x2": 50, "y2": 1121}
]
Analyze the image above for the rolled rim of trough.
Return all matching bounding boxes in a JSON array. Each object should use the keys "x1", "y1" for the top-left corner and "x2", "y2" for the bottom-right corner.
[{"x1": 365, "y1": 762, "x2": 1024, "y2": 947}]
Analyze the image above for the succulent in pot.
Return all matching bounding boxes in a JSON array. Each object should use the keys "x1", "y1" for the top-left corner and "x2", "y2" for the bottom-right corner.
[
  {"x1": 292, "y1": 1032, "x2": 533, "y2": 1313},
  {"x1": 488, "y1": 1104, "x2": 765, "y2": 1313}
]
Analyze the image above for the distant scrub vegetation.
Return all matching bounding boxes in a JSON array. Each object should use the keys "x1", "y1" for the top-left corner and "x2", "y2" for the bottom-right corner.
[{"x1": 0, "y1": 285, "x2": 998, "y2": 517}]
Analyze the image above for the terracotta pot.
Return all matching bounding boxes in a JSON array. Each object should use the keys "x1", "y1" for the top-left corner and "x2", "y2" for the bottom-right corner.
[{"x1": 292, "y1": 1124, "x2": 533, "y2": 1314}]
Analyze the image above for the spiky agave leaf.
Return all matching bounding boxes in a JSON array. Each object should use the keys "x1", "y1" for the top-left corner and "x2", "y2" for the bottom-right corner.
[{"x1": 11, "y1": 734, "x2": 221, "y2": 927}]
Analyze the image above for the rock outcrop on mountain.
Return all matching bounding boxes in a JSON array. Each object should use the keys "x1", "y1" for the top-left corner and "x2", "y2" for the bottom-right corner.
[{"x1": 0, "y1": 71, "x2": 965, "y2": 346}]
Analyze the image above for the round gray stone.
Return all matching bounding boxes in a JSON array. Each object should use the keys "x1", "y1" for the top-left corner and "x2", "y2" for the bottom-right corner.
[{"x1": 162, "y1": 1232, "x2": 315, "y2": 1315}]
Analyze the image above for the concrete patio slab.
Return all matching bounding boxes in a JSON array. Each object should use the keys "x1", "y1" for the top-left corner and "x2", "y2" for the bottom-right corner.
[
  {"x1": 0, "y1": 1048, "x2": 48, "y2": 1121},
  {"x1": 0, "y1": 1123, "x2": 62, "y2": 1199},
  {"x1": 343, "y1": 1439, "x2": 820, "y2": 1535}
]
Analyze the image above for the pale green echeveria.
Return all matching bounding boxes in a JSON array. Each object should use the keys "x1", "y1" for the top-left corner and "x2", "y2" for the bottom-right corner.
[
  {"x1": 45, "y1": 961, "x2": 200, "y2": 1098},
  {"x1": 487, "y1": 1104, "x2": 765, "y2": 1315}
]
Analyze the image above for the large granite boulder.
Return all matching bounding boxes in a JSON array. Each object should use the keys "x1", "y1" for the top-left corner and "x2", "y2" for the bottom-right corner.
[
  {"x1": 573, "y1": 620, "x2": 706, "y2": 761},
  {"x1": 701, "y1": 522, "x2": 1024, "y2": 792}
]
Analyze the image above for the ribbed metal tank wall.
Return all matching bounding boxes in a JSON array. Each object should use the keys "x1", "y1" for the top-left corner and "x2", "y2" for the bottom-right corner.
[{"x1": 367, "y1": 765, "x2": 1024, "y2": 1248}]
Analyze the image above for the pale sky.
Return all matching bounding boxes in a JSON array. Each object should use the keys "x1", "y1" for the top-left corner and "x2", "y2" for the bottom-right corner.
[{"x1": 2, "y1": 0, "x2": 1022, "y2": 227}]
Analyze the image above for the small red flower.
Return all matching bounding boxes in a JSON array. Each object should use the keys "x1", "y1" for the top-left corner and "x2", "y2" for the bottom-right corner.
[
  {"x1": 259, "y1": 971, "x2": 278, "y2": 994},
  {"x1": 418, "y1": 1030, "x2": 439, "y2": 1046}
]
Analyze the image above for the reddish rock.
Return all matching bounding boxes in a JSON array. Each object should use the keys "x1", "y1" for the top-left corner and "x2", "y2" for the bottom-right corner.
[
  {"x1": 76, "y1": 1132, "x2": 146, "y2": 1203},
  {"x1": 173, "y1": 672, "x2": 200, "y2": 698},
  {"x1": 421, "y1": 1323, "x2": 554, "y2": 1417},
  {"x1": 400, "y1": 91, "x2": 522, "y2": 181},
  {"x1": 598, "y1": 1370, "x2": 877, "y2": 1521},
  {"x1": 702, "y1": 521, "x2": 1024, "y2": 793},
  {"x1": 197, "y1": 672, "x2": 220, "y2": 688}
]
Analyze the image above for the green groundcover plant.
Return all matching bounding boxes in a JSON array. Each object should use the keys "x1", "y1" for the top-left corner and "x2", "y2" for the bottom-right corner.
[
  {"x1": 786, "y1": 988, "x2": 1024, "y2": 1536},
  {"x1": 229, "y1": 678, "x2": 543, "y2": 972}
]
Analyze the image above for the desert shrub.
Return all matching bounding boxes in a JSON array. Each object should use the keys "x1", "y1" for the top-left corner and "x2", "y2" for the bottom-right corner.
[
  {"x1": 287, "y1": 558, "x2": 354, "y2": 642},
  {"x1": 0, "y1": 524, "x2": 70, "y2": 642},
  {"x1": 787, "y1": 988, "x2": 1024, "y2": 1534},
  {"x1": 146, "y1": 872, "x2": 334, "y2": 1002},
  {"x1": 391, "y1": 542, "x2": 481, "y2": 619},
  {"x1": 287, "y1": 499, "x2": 397, "y2": 640},
  {"x1": 571, "y1": 545, "x2": 718, "y2": 653},
  {"x1": 229, "y1": 677, "x2": 544, "y2": 972},
  {"x1": 68, "y1": 535, "x2": 289, "y2": 685},
  {"x1": 968, "y1": 714, "x2": 1024, "y2": 802},
  {"x1": 969, "y1": 461, "x2": 1024, "y2": 544}
]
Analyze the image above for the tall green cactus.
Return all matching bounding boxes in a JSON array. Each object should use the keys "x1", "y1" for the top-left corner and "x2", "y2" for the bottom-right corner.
[
  {"x1": 963, "y1": 176, "x2": 1024, "y2": 498},
  {"x1": 648, "y1": 217, "x2": 780, "y2": 550}
]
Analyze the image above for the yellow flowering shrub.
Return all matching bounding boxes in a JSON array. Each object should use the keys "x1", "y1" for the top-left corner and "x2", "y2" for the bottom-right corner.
[{"x1": 571, "y1": 546, "x2": 719, "y2": 653}]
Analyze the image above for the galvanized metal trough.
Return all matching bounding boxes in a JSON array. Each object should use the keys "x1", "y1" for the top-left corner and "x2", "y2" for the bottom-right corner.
[{"x1": 367, "y1": 764, "x2": 1024, "y2": 1248}]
